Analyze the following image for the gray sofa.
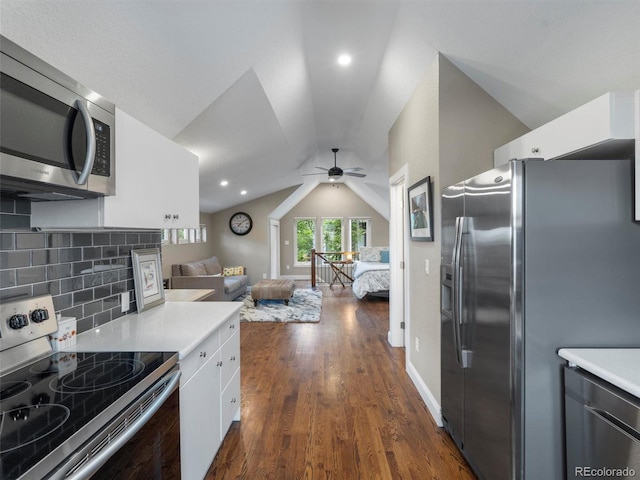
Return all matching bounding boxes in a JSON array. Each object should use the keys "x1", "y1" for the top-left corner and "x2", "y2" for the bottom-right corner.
[{"x1": 170, "y1": 256, "x2": 249, "y2": 301}]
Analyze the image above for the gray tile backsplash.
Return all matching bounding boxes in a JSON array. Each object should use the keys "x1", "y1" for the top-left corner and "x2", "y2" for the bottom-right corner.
[{"x1": 0, "y1": 199, "x2": 161, "y2": 334}]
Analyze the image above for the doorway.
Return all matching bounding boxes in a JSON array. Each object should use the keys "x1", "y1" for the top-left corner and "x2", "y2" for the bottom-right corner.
[{"x1": 389, "y1": 165, "x2": 408, "y2": 347}]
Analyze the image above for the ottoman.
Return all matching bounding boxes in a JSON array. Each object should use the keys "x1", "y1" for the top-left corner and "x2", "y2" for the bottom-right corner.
[{"x1": 251, "y1": 279, "x2": 295, "y2": 306}]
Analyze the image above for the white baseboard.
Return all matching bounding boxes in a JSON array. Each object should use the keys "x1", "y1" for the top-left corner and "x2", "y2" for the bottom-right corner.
[{"x1": 406, "y1": 360, "x2": 443, "y2": 427}]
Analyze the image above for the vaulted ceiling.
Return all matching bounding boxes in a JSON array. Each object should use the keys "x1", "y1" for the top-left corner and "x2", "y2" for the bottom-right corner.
[{"x1": 2, "y1": 1, "x2": 639, "y2": 213}]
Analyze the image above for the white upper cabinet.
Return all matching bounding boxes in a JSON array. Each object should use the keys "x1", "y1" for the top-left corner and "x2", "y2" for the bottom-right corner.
[
  {"x1": 494, "y1": 92, "x2": 636, "y2": 167},
  {"x1": 32, "y1": 108, "x2": 199, "y2": 229}
]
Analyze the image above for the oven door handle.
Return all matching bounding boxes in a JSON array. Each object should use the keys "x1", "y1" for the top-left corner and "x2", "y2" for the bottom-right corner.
[{"x1": 50, "y1": 370, "x2": 181, "y2": 480}]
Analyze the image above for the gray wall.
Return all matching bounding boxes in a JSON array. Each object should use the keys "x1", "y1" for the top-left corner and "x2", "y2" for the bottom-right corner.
[
  {"x1": 388, "y1": 54, "x2": 529, "y2": 405},
  {"x1": 280, "y1": 183, "x2": 389, "y2": 277},
  {"x1": 208, "y1": 186, "x2": 298, "y2": 285}
]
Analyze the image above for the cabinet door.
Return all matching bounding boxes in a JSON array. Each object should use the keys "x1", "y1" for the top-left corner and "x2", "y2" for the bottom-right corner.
[
  {"x1": 180, "y1": 350, "x2": 221, "y2": 480},
  {"x1": 109, "y1": 109, "x2": 199, "y2": 228},
  {"x1": 220, "y1": 368, "x2": 241, "y2": 442},
  {"x1": 220, "y1": 330, "x2": 240, "y2": 390},
  {"x1": 494, "y1": 92, "x2": 635, "y2": 167}
]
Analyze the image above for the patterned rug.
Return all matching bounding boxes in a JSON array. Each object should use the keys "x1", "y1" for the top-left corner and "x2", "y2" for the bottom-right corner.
[{"x1": 239, "y1": 288, "x2": 322, "y2": 322}]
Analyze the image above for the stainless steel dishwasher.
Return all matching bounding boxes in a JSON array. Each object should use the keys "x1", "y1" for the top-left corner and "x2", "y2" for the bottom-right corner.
[{"x1": 564, "y1": 366, "x2": 640, "y2": 479}]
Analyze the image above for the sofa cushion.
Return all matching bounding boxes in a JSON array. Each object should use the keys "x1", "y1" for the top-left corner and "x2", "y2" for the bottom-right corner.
[
  {"x1": 182, "y1": 262, "x2": 207, "y2": 276},
  {"x1": 224, "y1": 275, "x2": 248, "y2": 294},
  {"x1": 202, "y1": 257, "x2": 222, "y2": 275}
]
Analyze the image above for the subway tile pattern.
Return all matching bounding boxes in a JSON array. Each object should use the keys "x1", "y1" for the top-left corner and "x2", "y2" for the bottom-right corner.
[
  {"x1": 0, "y1": 227, "x2": 161, "y2": 334},
  {"x1": 0, "y1": 198, "x2": 31, "y2": 229}
]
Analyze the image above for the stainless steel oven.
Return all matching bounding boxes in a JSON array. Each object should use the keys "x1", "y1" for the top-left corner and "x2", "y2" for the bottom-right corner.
[
  {"x1": 0, "y1": 295, "x2": 180, "y2": 480},
  {"x1": 0, "y1": 36, "x2": 115, "y2": 200}
]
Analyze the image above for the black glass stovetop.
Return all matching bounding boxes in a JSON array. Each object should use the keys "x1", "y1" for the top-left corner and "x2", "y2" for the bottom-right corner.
[{"x1": 0, "y1": 351, "x2": 177, "y2": 480}]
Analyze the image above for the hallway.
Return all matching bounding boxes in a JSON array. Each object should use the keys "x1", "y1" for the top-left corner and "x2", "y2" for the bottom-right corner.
[{"x1": 207, "y1": 286, "x2": 476, "y2": 479}]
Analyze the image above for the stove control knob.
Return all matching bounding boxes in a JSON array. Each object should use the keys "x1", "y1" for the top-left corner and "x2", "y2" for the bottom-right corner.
[
  {"x1": 11, "y1": 405, "x2": 30, "y2": 421},
  {"x1": 8, "y1": 314, "x2": 28, "y2": 329},
  {"x1": 31, "y1": 308, "x2": 49, "y2": 323}
]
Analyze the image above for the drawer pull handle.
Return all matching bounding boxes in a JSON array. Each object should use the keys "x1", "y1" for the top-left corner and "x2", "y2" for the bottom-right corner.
[
  {"x1": 217, "y1": 361, "x2": 223, "y2": 367},
  {"x1": 230, "y1": 356, "x2": 236, "y2": 361},
  {"x1": 585, "y1": 406, "x2": 640, "y2": 441},
  {"x1": 200, "y1": 351, "x2": 207, "y2": 358}
]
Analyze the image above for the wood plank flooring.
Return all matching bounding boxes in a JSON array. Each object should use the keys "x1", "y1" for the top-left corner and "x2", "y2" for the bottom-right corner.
[{"x1": 206, "y1": 285, "x2": 477, "y2": 480}]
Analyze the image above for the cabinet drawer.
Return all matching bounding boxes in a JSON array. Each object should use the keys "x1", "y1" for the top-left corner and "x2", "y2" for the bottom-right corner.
[
  {"x1": 220, "y1": 368, "x2": 241, "y2": 442},
  {"x1": 220, "y1": 331, "x2": 240, "y2": 389},
  {"x1": 220, "y1": 313, "x2": 240, "y2": 346},
  {"x1": 180, "y1": 331, "x2": 220, "y2": 384}
]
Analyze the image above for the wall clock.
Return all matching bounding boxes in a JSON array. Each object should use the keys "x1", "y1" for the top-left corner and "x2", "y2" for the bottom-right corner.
[{"x1": 229, "y1": 212, "x2": 253, "y2": 236}]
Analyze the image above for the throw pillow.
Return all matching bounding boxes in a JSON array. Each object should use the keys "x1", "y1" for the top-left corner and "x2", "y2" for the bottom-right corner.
[
  {"x1": 359, "y1": 247, "x2": 379, "y2": 262},
  {"x1": 223, "y1": 266, "x2": 244, "y2": 276},
  {"x1": 380, "y1": 250, "x2": 390, "y2": 263}
]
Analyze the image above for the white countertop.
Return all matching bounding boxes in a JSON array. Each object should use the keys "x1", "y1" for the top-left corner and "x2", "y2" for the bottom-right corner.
[
  {"x1": 558, "y1": 348, "x2": 640, "y2": 398},
  {"x1": 67, "y1": 301, "x2": 241, "y2": 359}
]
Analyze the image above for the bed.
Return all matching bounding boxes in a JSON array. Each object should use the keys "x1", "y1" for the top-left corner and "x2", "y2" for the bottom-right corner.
[{"x1": 352, "y1": 247, "x2": 390, "y2": 299}]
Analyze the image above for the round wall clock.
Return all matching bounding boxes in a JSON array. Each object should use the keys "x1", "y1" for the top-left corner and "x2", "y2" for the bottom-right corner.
[{"x1": 229, "y1": 212, "x2": 253, "y2": 236}]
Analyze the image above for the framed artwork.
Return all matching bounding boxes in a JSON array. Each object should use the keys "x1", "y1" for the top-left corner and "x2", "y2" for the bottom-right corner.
[
  {"x1": 132, "y1": 248, "x2": 165, "y2": 312},
  {"x1": 408, "y1": 176, "x2": 434, "y2": 242}
]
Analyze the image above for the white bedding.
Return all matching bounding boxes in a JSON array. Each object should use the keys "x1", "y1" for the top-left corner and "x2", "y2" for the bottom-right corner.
[{"x1": 352, "y1": 261, "x2": 390, "y2": 299}]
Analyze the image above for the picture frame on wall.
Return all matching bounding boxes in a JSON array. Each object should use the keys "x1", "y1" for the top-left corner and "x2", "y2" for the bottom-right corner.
[
  {"x1": 408, "y1": 176, "x2": 434, "y2": 242},
  {"x1": 131, "y1": 248, "x2": 165, "y2": 312}
]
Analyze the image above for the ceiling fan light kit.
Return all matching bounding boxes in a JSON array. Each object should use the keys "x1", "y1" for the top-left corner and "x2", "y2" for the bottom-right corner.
[{"x1": 303, "y1": 148, "x2": 366, "y2": 180}]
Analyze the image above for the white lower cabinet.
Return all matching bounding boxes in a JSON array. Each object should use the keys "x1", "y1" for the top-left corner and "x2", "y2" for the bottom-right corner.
[
  {"x1": 180, "y1": 349, "x2": 221, "y2": 480},
  {"x1": 179, "y1": 312, "x2": 241, "y2": 480}
]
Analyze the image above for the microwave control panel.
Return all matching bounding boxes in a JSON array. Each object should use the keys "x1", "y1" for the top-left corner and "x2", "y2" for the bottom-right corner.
[{"x1": 91, "y1": 120, "x2": 111, "y2": 177}]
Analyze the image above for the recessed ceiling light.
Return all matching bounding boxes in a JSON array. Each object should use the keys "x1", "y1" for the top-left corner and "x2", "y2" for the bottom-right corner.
[
  {"x1": 240, "y1": 190, "x2": 247, "y2": 195},
  {"x1": 220, "y1": 180, "x2": 228, "y2": 186},
  {"x1": 337, "y1": 54, "x2": 352, "y2": 66}
]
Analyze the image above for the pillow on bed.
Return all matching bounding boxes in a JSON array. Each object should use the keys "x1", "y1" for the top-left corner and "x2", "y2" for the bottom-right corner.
[
  {"x1": 380, "y1": 250, "x2": 389, "y2": 263},
  {"x1": 359, "y1": 247, "x2": 379, "y2": 262}
]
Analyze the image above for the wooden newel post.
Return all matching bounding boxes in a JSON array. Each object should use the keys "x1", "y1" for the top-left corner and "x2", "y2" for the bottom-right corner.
[{"x1": 311, "y1": 249, "x2": 316, "y2": 288}]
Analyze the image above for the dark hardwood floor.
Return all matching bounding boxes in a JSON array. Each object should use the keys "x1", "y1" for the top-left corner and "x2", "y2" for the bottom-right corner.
[{"x1": 206, "y1": 285, "x2": 476, "y2": 480}]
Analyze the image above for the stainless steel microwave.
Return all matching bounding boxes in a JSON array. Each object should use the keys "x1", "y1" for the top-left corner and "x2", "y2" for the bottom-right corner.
[{"x1": 0, "y1": 36, "x2": 115, "y2": 200}]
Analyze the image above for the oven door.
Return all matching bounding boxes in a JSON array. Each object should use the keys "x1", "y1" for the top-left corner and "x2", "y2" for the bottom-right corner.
[
  {"x1": 0, "y1": 43, "x2": 115, "y2": 198},
  {"x1": 48, "y1": 369, "x2": 181, "y2": 480}
]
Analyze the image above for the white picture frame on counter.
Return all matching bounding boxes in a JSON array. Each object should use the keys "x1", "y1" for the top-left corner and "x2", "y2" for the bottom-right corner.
[{"x1": 132, "y1": 248, "x2": 165, "y2": 312}]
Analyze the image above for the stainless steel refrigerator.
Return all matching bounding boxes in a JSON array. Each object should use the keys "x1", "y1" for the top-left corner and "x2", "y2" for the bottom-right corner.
[{"x1": 440, "y1": 158, "x2": 640, "y2": 480}]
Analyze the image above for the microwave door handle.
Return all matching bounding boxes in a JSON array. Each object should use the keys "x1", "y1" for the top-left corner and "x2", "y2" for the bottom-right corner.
[{"x1": 73, "y1": 99, "x2": 96, "y2": 185}]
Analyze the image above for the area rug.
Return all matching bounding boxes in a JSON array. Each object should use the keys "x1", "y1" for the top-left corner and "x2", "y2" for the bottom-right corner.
[{"x1": 240, "y1": 288, "x2": 322, "y2": 322}]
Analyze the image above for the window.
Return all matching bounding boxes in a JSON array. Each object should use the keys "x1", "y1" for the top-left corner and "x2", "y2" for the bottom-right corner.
[
  {"x1": 349, "y1": 218, "x2": 370, "y2": 253},
  {"x1": 295, "y1": 218, "x2": 316, "y2": 265},
  {"x1": 161, "y1": 225, "x2": 207, "y2": 245},
  {"x1": 322, "y1": 218, "x2": 343, "y2": 260}
]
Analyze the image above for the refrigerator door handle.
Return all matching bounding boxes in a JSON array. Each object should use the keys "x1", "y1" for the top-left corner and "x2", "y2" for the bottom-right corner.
[
  {"x1": 452, "y1": 217, "x2": 470, "y2": 368},
  {"x1": 453, "y1": 216, "x2": 472, "y2": 368}
]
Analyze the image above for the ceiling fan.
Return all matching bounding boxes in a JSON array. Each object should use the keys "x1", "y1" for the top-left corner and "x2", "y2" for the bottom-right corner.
[{"x1": 303, "y1": 148, "x2": 366, "y2": 180}]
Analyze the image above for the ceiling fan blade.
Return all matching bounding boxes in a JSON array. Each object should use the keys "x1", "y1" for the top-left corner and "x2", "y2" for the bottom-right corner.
[
  {"x1": 302, "y1": 172, "x2": 329, "y2": 176},
  {"x1": 343, "y1": 167, "x2": 364, "y2": 172},
  {"x1": 315, "y1": 166, "x2": 329, "y2": 171},
  {"x1": 344, "y1": 172, "x2": 366, "y2": 178}
]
